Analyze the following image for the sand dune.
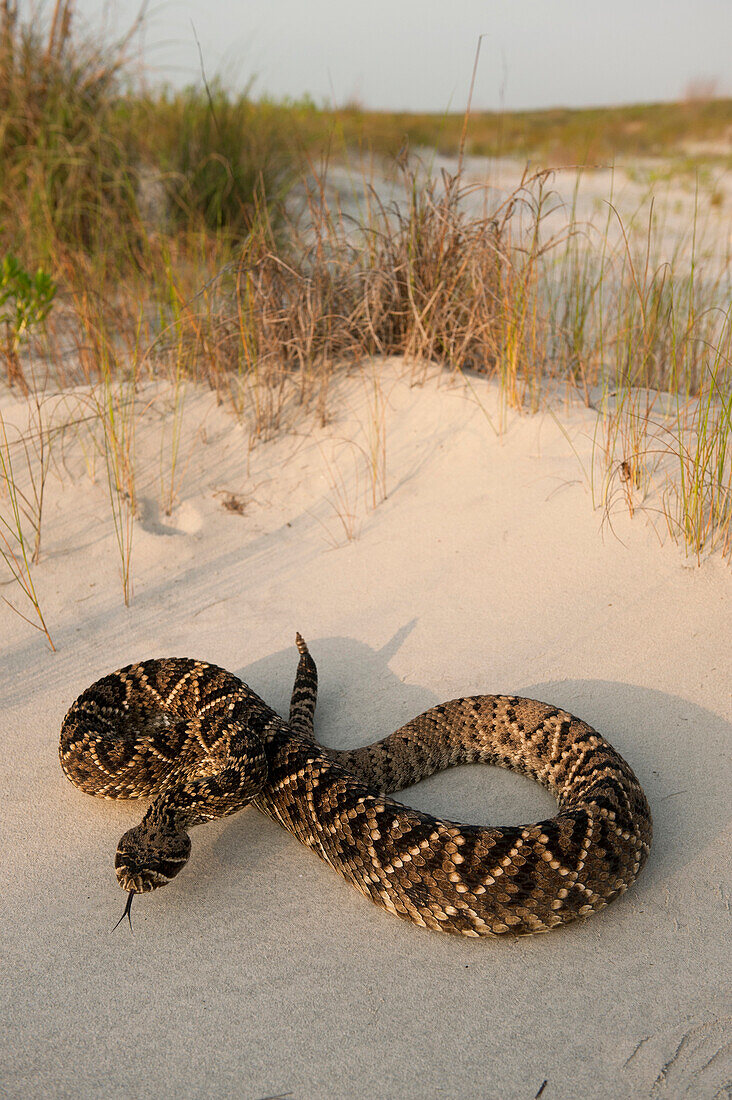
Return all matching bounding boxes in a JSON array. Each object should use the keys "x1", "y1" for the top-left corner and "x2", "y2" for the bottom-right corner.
[{"x1": 2, "y1": 362, "x2": 730, "y2": 1098}]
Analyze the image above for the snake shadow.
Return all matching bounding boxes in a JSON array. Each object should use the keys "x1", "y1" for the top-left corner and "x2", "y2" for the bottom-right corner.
[{"x1": 234, "y1": 622, "x2": 434, "y2": 747}]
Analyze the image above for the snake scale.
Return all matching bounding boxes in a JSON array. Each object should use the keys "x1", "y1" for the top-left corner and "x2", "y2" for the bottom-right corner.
[{"x1": 59, "y1": 636, "x2": 652, "y2": 936}]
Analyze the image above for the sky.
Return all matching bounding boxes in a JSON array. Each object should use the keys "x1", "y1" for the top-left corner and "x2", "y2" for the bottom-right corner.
[{"x1": 73, "y1": 0, "x2": 732, "y2": 112}]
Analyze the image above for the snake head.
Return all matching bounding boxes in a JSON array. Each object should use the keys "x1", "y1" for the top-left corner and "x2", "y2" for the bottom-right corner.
[{"x1": 115, "y1": 821, "x2": 191, "y2": 893}]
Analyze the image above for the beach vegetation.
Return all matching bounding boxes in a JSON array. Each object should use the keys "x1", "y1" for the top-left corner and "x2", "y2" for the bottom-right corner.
[{"x1": 0, "y1": 2, "x2": 730, "y2": 644}]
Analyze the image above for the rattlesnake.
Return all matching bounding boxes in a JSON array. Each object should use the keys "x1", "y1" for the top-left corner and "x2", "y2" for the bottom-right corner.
[{"x1": 59, "y1": 636, "x2": 652, "y2": 936}]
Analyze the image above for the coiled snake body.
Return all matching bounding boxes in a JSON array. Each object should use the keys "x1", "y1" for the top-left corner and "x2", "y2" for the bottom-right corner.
[{"x1": 59, "y1": 637, "x2": 652, "y2": 936}]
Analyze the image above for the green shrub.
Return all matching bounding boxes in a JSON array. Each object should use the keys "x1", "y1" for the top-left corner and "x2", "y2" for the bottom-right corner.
[
  {"x1": 134, "y1": 85, "x2": 299, "y2": 241},
  {"x1": 0, "y1": 252, "x2": 56, "y2": 392}
]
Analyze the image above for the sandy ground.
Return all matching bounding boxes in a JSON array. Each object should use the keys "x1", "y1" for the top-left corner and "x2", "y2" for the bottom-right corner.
[{"x1": 2, "y1": 363, "x2": 731, "y2": 1099}]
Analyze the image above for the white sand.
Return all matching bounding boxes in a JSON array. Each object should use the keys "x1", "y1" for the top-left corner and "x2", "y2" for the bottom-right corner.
[{"x1": 2, "y1": 362, "x2": 730, "y2": 1099}]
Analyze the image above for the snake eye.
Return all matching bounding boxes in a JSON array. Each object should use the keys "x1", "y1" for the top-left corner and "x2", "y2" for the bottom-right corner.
[{"x1": 155, "y1": 854, "x2": 190, "y2": 881}]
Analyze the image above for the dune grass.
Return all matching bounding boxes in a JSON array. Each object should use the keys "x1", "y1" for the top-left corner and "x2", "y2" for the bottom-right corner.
[
  {"x1": 0, "y1": 3, "x2": 730, "y2": 643},
  {"x1": 0, "y1": 409, "x2": 55, "y2": 649}
]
